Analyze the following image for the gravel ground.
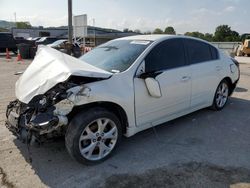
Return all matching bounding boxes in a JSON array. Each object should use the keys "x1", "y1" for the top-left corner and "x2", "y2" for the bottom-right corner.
[{"x1": 0, "y1": 54, "x2": 250, "y2": 188}]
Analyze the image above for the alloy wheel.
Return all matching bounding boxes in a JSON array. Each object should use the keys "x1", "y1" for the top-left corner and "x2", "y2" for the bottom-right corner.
[
  {"x1": 215, "y1": 82, "x2": 229, "y2": 108},
  {"x1": 78, "y1": 118, "x2": 118, "y2": 161}
]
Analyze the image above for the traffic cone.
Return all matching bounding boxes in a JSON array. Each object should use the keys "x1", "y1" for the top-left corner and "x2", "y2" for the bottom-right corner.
[
  {"x1": 16, "y1": 49, "x2": 22, "y2": 62},
  {"x1": 6, "y1": 48, "x2": 11, "y2": 59}
]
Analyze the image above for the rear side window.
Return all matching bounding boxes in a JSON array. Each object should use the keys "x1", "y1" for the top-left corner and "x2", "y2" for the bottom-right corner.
[
  {"x1": 185, "y1": 39, "x2": 217, "y2": 64},
  {"x1": 145, "y1": 39, "x2": 186, "y2": 72},
  {"x1": 210, "y1": 46, "x2": 219, "y2": 60}
]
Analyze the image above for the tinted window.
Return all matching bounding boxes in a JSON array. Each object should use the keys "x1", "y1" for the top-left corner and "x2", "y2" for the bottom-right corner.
[
  {"x1": 185, "y1": 39, "x2": 215, "y2": 64},
  {"x1": 210, "y1": 46, "x2": 219, "y2": 60},
  {"x1": 145, "y1": 39, "x2": 186, "y2": 72}
]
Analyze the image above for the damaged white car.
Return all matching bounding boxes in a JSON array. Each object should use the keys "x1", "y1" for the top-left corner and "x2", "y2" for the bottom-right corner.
[{"x1": 6, "y1": 35, "x2": 240, "y2": 164}]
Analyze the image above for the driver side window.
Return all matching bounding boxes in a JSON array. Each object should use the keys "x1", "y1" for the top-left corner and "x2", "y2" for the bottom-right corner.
[{"x1": 145, "y1": 39, "x2": 186, "y2": 73}]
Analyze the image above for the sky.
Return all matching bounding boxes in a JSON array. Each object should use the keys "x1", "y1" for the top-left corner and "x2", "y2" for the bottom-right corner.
[{"x1": 0, "y1": 0, "x2": 249, "y2": 34}]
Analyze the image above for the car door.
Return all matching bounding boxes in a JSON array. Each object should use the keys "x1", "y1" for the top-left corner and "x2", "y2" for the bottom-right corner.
[
  {"x1": 134, "y1": 38, "x2": 192, "y2": 127},
  {"x1": 184, "y1": 39, "x2": 221, "y2": 109}
]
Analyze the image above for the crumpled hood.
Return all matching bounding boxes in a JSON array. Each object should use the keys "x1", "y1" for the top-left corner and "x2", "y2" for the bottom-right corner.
[{"x1": 16, "y1": 45, "x2": 112, "y2": 104}]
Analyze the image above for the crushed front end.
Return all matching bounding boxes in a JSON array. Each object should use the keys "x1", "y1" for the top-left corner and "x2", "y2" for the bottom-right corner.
[
  {"x1": 5, "y1": 45, "x2": 112, "y2": 143},
  {"x1": 5, "y1": 83, "x2": 71, "y2": 143}
]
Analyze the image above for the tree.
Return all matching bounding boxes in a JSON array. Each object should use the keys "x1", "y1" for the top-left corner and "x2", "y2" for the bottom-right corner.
[
  {"x1": 134, "y1": 29, "x2": 141, "y2": 34},
  {"x1": 184, "y1": 31, "x2": 214, "y2": 42},
  {"x1": 213, "y1": 25, "x2": 240, "y2": 42},
  {"x1": 153, "y1": 28, "x2": 163, "y2": 34},
  {"x1": 123, "y1": 28, "x2": 133, "y2": 33},
  {"x1": 204, "y1": 33, "x2": 213, "y2": 42},
  {"x1": 185, "y1": 31, "x2": 205, "y2": 39},
  {"x1": 16, "y1": 22, "x2": 32, "y2": 29},
  {"x1": 164, "y1": 26, "x2": 176, "y2": 35},
  {"x1": 143, "y1": 31, "x2": 152, "y2": 34}
]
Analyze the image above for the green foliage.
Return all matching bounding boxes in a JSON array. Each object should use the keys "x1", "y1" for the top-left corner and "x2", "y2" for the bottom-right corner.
[
  {"x1": 153, "y1": 28, "x2": 163, "y2": 34},
  {"x1": 16, "y1": 22, "x2": 32, "y2": 29},
  {"x1": 134, "y1": 29, "x2": 141, "y2": 34},
  {"x1": 213, "y1": 25, "x2": 240, "y2": 42},
  {"x1": 184, "y1": 32, "x2": 213, "y2": 41},
  {"x1": 143, "y1": 31, "x2": 152, "y2": 34},
  {"x1": 204, "y1": 33, "x2": 213, "y2": 42},
  {"x1": 123, "y1": 28, "x2": 133, "y2": 33},
  {"x1": 185, "y1": 31, "x2": 205, "y2": 39},
  {"x1": 184, "y1": 25, "x2": 240, "y2": 42},
  {"x1": 164, "y1": 26, "x2": 176, "y2": 35}
]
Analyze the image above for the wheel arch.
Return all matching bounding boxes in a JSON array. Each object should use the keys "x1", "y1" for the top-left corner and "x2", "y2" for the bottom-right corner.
[
  {"x1": 67, "y1": 101, "x2": 128, "y2": 134},
  {"x1": 222, "y1": 77, "x2": 236, "y2": 96}
]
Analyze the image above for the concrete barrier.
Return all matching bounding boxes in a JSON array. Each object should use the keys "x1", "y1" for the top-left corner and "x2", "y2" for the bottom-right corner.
[{"x1": 211, "y1": 42, "x2": 241, "y2": 56}]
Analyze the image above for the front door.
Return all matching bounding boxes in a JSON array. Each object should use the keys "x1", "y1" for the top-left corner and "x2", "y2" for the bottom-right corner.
[{"x1": 134, "y1": 38, "x2": 192, "y2": 127}]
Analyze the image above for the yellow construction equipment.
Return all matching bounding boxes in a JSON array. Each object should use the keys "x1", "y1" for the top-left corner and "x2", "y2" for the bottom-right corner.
[{"x1": 236, "y1": 33, "x2": 250, "y2": 57}]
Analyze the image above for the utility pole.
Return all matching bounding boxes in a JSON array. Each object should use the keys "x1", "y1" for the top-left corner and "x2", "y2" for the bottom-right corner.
[
  {"x1": 93, "y1": 18, "x2": 96, "y2": 47},
  {"x1": 68, "y1": 0, "x2": 73, "y2": 44},
  {"x1": 14, "y1": 12, "x2": 17, "y2": 23},
  {"x1": 67, "y1": 0, "x2": 73, "y2": 54}
]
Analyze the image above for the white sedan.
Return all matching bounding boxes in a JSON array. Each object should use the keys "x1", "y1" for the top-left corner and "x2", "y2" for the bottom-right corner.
[{"x1": 6, "y1": 35, "x2": 240, "y2": 164}]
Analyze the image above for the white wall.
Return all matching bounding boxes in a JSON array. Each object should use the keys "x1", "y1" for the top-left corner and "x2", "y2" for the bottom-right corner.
[{"x1": 211, "y1": 42, "x2": 241, "y2": 56}]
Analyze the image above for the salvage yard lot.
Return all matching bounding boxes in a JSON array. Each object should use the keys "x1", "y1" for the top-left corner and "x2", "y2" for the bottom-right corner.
[{"x1": 0, "y1": 55, "x2": 250, "y2": 188}]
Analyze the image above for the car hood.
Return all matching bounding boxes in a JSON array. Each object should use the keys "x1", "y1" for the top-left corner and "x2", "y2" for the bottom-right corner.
[{"x1": 16, "y1": 45, "x2": 112, "y2": 104}]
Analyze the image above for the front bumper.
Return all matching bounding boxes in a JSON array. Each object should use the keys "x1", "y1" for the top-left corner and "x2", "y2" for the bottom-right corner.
[{"x1": 6, "y1": 100, "x2": 68, "y2": 142}]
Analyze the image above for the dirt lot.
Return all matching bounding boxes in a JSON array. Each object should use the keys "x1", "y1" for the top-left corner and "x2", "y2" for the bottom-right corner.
[{"x1": 0, "y1": 54, "x2": 250, "y2": 188}]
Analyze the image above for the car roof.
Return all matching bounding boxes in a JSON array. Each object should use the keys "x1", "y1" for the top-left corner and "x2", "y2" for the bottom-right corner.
[
  {"x1": 116, "y1": 34, "x2": 175, "y2": 42},
  {"x1": 115, "y1": 34, "x2": 213, "y2": 46},
  {"x1": 117, "y1": 34, "x2": 208, "y2": 41}
]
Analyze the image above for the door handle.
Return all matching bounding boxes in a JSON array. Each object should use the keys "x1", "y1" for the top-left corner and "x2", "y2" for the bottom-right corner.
[{"x1": 181, "y1": 76, "x2": 191, "y2": 82}]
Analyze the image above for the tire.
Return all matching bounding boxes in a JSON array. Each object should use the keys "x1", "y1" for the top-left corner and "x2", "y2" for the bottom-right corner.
[
  {"x1": 211, "y1": 80, "x2": 229, "y2": 111},
  {"x1": 65, "y1": 107, "x2": 122, "y2": 165},
  {"x1": 247, "y1": 54, "x2": 250, "y2": 57}
]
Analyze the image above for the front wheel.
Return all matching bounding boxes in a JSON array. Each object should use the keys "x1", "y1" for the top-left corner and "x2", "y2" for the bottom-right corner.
[
  {"x1": 211, "y1": 80, "x2": 229, "y2": 111},
  {"x1": 65, "y1": 108, "x2": 122, "y2": 165}
]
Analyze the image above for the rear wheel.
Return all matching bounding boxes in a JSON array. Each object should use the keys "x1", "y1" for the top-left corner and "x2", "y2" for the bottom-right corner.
[
  {"x1": 211, "y1": 80, "x2": 229, "y2": 111},
  {"x1": 65, "y1": 108, "x2": 122, "y2": 165}
]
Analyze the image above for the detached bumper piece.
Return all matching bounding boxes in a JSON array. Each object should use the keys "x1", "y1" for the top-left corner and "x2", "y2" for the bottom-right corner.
[{"x1": 5, "y1": 100, "x2": 64, "y2": 143}]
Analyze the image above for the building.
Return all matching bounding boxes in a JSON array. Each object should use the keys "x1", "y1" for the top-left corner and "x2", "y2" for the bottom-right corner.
[{"x1": 11, "y1": 26, "x2": 137, "y2": 46}]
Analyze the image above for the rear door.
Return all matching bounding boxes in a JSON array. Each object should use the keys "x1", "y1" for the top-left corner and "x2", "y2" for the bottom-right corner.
[
  {"x1": 134, "y1": 38, "x2": 192, "y2": 126},
  {"x1": 184, "y1": 39, "x2": 221, "y2": 108}
]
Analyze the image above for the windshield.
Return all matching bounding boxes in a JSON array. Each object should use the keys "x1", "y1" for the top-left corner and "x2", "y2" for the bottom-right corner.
[{"x1": 79, "y1": 40, "x2": 151, "y2": 73}]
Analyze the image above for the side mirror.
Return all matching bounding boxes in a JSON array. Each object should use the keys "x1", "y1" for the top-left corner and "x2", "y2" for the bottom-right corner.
[{"x1": 145, "y1": 77, "x2": 162, "y2": 98}]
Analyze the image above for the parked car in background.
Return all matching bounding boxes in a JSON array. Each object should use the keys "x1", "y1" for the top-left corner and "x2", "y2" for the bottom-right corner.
[
  {"x1": 14, "y1": 37, "x2": 29, "y2": 44},
  {"x1": 47, "y1": 39, "x2": 82, "y2": 57},
  {"x1": 36, "y1": 37, "x2": 66, "y2": 46},
  {"x1": 0, "y1": 32, "x2": 17, "y2": 54},
  {"x1": 47, "y1": 39, "x2": 68, "y2": 50},
  {"x1": 27, "y1": 37, "x2": 41, "y2": 41},
  {"x1": 6, "y1": 35, "x2": 240, "y2": 164}
]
